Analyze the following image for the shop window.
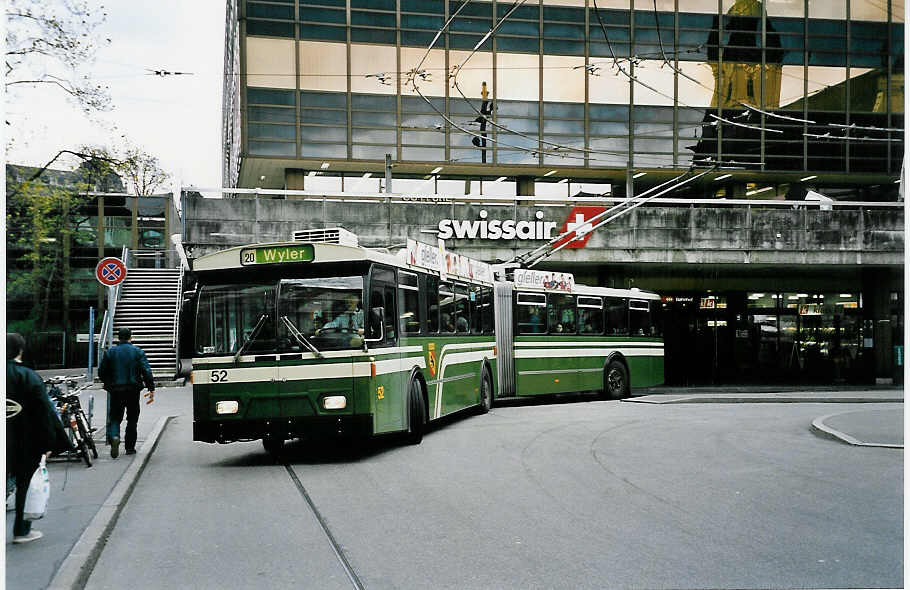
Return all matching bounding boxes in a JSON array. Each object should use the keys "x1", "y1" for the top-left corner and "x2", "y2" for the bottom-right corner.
[{"x1": 747, "y1": 292, "x2": 779, "y2": 309}]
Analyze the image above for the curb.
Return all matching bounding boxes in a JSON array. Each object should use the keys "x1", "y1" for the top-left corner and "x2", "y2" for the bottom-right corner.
[
  {"x1": 624, "y1": 395, "x2": 904, "y2": 404},
  {"x1": 810, "y1": 411, "x2": 904, "y2": 449},
  {"x1": 46, "y1": 415, "x2": 173, "y2": 590}
]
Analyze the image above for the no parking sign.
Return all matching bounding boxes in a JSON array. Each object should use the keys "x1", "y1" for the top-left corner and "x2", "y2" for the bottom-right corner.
[{"x1": 95, "y1": 257, "x2": 127, "y2": 287}]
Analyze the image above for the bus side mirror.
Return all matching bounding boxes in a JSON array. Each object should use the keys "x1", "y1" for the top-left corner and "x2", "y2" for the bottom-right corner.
[{"x1": 364, "y1": 307, "x2": 384, "y2": 343}]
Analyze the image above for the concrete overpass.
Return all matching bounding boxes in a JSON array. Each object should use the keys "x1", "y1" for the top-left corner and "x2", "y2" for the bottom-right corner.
[{"x1": 181, "y1": 191, "x2": 903, "y2": 385}]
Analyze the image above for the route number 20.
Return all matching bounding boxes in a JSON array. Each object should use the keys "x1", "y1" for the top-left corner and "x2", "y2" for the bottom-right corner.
[{"x1": 211, "y1": 370, "x2": 228, "y2": 383}]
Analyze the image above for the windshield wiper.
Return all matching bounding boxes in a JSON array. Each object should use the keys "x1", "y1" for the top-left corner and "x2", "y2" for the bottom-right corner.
[
  {"x1": 233, "y1": 313, "x2": 269, "y2": 364},
  {"x1": 281, "y1": 316, "x2": 323, "y2": 358}
]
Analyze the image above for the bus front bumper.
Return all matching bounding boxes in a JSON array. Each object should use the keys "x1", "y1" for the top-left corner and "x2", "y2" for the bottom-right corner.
[{"x1": 193, "y1": 414, "x2": 374, "y2": 444}]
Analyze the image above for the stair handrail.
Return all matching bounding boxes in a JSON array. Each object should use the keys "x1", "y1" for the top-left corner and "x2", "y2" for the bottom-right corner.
[
  {"x1": 131, "y1": 248, "x2": 178, "y2": 269},
  {"x1": 171, "y1": 264, "x2": 185, "y2": 376},
  {"x1": 97, "y1": 245, "x2": 129, "y2": 367}
]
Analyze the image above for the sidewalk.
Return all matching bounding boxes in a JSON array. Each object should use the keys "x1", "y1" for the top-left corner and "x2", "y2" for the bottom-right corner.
[
  {"x1": 5, "y1": 382, "x2": 903, "y2": 589},
  {"x1": 627, "y1": 386, "x2": 904, "y2": 448},
  {"x1": 6, "y1": 381, "x2": 191, "y2": 590}
]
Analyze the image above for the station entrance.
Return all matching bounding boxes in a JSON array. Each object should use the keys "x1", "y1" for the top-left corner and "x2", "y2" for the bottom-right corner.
[{"x1": 660, "y1": 290, "x2": 902, "y2": 386}]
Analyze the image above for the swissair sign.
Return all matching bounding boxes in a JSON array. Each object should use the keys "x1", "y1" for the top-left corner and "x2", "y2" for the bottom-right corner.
[
  {"x1": 552, "y1": 206, "x2": 606, "y2": 249},
  {"x1": 433, "y1": 207, "x2": 605, "y2": 249}
]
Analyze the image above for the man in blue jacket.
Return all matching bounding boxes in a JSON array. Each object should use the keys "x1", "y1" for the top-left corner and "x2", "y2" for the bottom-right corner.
[{"x1": 98, "y1": 328, "x2": 155, "y2": 458}]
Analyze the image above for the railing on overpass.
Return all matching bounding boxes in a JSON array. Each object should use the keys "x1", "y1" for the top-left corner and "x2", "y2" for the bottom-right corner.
[{"x1": 184, "y1": 186, "x2": 903, "y2": 211}]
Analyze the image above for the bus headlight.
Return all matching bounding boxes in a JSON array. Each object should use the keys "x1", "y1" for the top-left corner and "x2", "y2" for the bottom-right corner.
[
  {"x1": 215, "y1": 401, "x2": 239, "y2": 415},
  {"x1": 323, "y1": 396, "x2": 347, "y2": 410}
]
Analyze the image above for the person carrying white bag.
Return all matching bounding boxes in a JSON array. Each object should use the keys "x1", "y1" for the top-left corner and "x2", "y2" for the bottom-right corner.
[
  {"x1": 23, "y1": 456, "x2": 49, "y2": 521},
  {"x1": 6, "y1": 333, "x2": 72, "y2": 544}
]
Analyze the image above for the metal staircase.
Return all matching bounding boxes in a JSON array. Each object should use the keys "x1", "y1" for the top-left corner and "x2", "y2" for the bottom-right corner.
[{"x1": 112, "y1": 267, "x2": 182, "y2": 378}]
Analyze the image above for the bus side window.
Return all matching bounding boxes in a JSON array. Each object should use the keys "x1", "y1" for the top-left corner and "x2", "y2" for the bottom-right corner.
[
  {"x1": 383, "y1": 286, "x2": 397, "y2": 341},
  {"x1": 548, "y1": 294, "x2": 576, "y2": 334},
  {"x1": 439, "y1": 283, "x2": 455, "y2": 333},
  {"x1": 399, "y1": 271, "x2": 420, "y2": 335},
  {"x1": 629, "y1": 299, "x2": 651, "y2": 336},
  {"x1": 578, "y1": 296, "x2": 603, "y2": 335},
  {"x1": 481, "y1": 287, "x2": 494, "y2": 334},
  {"x1": 426, "y1": 275, "x2": 439, "y2": 333},
  {"x1": 516, "y1": 293, "x2": 546, "y2": 334},
  {"x1": 650, "y1": 300, "x2": 663, "y2": 337},
  {"x1": 455, "y1": 284, "x2": 470, "y2": 333},
  {"x1": 605, "y1": 297, "x2": 628, "y2": 335},
  {"x1": 470, "y1": 285, "x2": 483, "y2": 334}
]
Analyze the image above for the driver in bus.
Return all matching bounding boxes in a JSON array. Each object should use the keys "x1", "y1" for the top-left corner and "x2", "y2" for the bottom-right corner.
[{"x1": 318, "y1": 294, "x2": 364, "y2": 335}]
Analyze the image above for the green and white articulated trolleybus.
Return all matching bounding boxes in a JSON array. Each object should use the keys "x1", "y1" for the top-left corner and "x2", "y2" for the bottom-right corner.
[
  {"x1": 190, "y1": 231, "x2": 664, "y2": 452},
  {"x1": 493, "y1": 268, "x2": 664, "y2": 401},
  {"x1": 190, "y1": 232, "x2": 497, "y2": 452}
]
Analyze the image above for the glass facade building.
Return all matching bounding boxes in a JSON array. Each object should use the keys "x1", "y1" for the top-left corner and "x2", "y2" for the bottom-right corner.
[
  {"x1": 6, "y1": 164, "x2": 176, "y2": 368},
  {"x1": 225, "y1": 0, "x2": 903, "y2": 195},
  {"x1": 220, "y1": 0, "x2": 903, "y2": 385}
]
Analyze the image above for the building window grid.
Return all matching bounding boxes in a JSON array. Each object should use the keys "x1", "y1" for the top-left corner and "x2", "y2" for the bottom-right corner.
[{"x1": 245, "y1": 3, "x2": 902, "y2": 173}]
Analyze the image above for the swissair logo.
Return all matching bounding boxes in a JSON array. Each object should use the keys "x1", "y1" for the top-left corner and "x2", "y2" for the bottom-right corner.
[{"x1": 553, "y1": 206, "x2": 606, "y2": 249}]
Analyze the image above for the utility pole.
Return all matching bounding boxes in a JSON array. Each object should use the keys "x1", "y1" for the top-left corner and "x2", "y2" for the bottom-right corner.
[{"x1": 385, "y1": 153, "x2": 392, "y2": 194}]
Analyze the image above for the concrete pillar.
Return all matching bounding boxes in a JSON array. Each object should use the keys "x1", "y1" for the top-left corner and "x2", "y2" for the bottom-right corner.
[
  {"x1": 285, "y1": 169, "x2": 306, "y2": 190},
  {"x1": 730, "y1": 183, "x2": 747, "y2": 199},
  {"x1": 861, "y1": 268, "x2": 894, "y2": 384},
  {"x1": 517, "y1": 176, "x2": 535, "y2": 196}
]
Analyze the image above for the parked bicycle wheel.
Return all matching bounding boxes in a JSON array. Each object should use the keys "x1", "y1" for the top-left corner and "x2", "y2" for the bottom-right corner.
[
  {"x1": 76, "y1": 431, "x2": 92, "y2": 467},
  {"x1": 63, "y1": 409, "x2": 92, "y2": 468},
  {"x1": 76, "y1": 412, "x2": 98, "y2": 459}
]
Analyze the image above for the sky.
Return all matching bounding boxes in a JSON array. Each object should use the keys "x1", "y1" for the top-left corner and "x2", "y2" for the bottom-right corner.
[{"x1": 6, "y1": 1, "x2": 227, "y2": 189}]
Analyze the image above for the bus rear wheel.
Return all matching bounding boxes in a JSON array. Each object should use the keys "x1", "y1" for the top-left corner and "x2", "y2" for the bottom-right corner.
[
  {"x1": 405, "y1": 378, "x2": 426, "y2": 445},
  {"x1": 604, "y1": 360, "x2": 630, "y2": 399},
  {"x1": 478, "y1": 369, "x2": 492, "y2": 414}
]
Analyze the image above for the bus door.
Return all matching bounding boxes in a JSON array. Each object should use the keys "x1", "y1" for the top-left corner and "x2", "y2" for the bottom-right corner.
[
  {"x1": 369, "y1": 267, "x2": 403, "y2": 433},
  {"x1": 276, "y1": 277, "x2": 362, "y2": 423},
  {"x1": 195, "y1": 283, "x2": 279, "y2": 422}
]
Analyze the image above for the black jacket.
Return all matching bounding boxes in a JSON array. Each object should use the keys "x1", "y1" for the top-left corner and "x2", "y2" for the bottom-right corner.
[
  {"x1": 7, "y1": 360, "x2": 71, "y2": 472},
  {"x1": 98, "y1": 341, "x2": 155, "y2": 392}
]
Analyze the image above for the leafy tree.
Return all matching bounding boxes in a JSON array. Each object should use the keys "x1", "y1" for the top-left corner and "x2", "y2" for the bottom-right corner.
[
  {"x1": 5, "y1": 0, "x2": 112, "y2": 114},
  {"x1": 6, "y1": 152, "x2": 121, "y2": 331},
  {"x1": 118, "y1": 147, "x2": 170, "y2": 196}
]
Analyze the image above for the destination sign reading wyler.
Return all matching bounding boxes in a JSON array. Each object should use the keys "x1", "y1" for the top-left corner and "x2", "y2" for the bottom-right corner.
[{"x1": 240, "y1": 244, "x2": 314, "y2": 265}]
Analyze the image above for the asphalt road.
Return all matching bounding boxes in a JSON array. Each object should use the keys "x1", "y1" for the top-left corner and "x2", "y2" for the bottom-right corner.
[{"x1": 84, "y1": 398, "x2": 902, "y2": 590}]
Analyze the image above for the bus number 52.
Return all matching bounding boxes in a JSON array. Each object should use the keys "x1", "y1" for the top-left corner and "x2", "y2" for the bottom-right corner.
[{"x1": 211, "y1": 370, "x2": 228, "y2": 382}]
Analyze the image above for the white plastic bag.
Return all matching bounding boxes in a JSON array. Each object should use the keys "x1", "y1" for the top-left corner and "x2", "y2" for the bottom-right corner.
[
  {"x1": 6, "y1": 474, "x2": 16, "y2": 511},
  {"x1": 23, "y1": 456, "x2": 49, "y2": 521}
]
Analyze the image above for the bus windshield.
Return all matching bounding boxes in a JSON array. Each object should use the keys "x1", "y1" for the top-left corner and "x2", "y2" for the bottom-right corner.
[
  {"x1": 278, "y1": 277, "x2": 365, "y2": 351},
  {"x1": 196, "y1": 283, "x2": 277, "y2": 356},
  {"x1": 195, "y1": 276, "x2": 366, "y2": 355}
]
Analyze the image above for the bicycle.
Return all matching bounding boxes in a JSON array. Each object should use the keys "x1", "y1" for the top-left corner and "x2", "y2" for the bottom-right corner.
[{"x1": 45, "y1": 374, "x2": 97, "y2": 468}]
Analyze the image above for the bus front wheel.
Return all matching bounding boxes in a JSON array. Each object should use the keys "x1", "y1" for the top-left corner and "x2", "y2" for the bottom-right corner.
[
  {"x1": 604, "y1": 360, "x2": 630, "y2": 399},
  {"x1": 405, "y1": 378, "x2": 426, "y2": 445}
]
